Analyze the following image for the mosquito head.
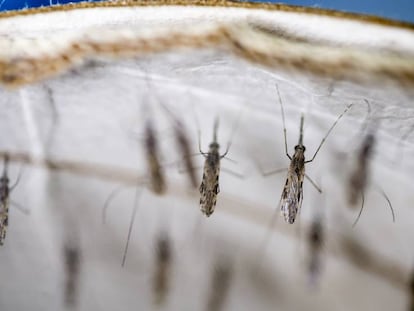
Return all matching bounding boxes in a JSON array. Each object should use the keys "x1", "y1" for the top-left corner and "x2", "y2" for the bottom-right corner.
[
  {"x1": 360, "y1": 132, "x2": 375, "y2": 159},
  {"x1": 157, "y1": 235, "x2": 171, "y2": 264},
  {"x1": 209, "y1": 142, "x2": 220, "y2": 151},
  {"x1": 294, "y1": 145, "x2": 306, "y2": 152}
]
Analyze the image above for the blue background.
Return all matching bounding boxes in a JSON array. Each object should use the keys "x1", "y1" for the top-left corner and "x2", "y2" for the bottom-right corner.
[{"x1": 0, "y1": 0, "x2": 413, "y2": 24}]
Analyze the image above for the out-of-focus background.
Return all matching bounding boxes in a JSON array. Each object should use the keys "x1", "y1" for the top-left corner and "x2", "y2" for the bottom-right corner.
[
  {"x1": 1, "y1": 2, "x2": 413, "y2": 311},
  {"x1": 1, "y1": 0, "x2": 414, "y2": 23}
]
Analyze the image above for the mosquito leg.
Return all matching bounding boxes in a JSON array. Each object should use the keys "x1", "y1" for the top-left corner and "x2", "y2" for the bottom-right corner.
[
  {"x1": 220, "y1": 168, "x2": 244, "y2": 179},
  {"x1": 352, "y1": 191, "x2": 365, "y2": 228},
  {"x1": 305, "y1": 104, "x2": 353, "y2": 164},
  {"x1": 102, "y1": 185, "x2": 128, "y2": 224},
  {"x1": 375, "y1": 185, "x2": 395, "y2": 223},
  {"x1": 10, "y1": 165, "x2": 24, "y2": 192},
  {"x1": 304, "y1": 174, "x2": 322, "y2": 193},
  {"x1": 10, "y1": 201, "x2": 30, "y2": 215},
  {"x1": 122, "y1": 186, "x2": 143, "y2": 267}
]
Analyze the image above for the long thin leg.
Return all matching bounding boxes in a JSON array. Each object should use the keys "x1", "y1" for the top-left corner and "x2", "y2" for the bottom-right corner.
[
  {"x1": 10, "y1": 201, "x2": 30, "y2": 215},
  {"x1": 352, "y1": 191, "x2": 365, "y2": 228},
  {"x1": 220, "y1": 144, "x2": 231, "y2": 158},
  {"x1": 253, "y1": 156, "x2": 287, "y2": 177},
  {"x1": 122, "y1": 186, "x2": 143, "y2": 267},
  {"x1": 305, "y1": 104, "x2": 353, "y2": 164},
  {"x1": 376, "y1": 186, "x2": 395, "y2": 223},
  {"x1": 263, "y1": 168, "x2": 288, "y2": 177},
  {"x1": 276, "y1": 84, "x2": 292, "y2": 161},
  {"x1": 102, "y1": 185, "x2": 127, "y2": 224},
  {"x1": 10, "y1": 165, "x2": 24, "y2": 192},
  {"x1": 304, "y1": 174, "x2": 322, "y2": 193},
  {"x1": 220, "y1": 167, "x2": 244, "y2": 179},
  {"x1": 254, "y1": 197, "x2": 282, "y2": 267},
  {"x1": 221, "y1": 157, "x2": 238, "y2": 164}
]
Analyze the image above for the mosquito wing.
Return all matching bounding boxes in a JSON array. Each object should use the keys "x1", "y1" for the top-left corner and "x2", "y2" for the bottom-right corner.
[
  {"x1": 280, "y1": 170, "x2": 303, "y2": 224},
  {"x1": 199, "y1": 161, "x2": 220, "y2": 217},
  {"x1": 0, "y1": 198, "x2": 9, "y2": 245}
]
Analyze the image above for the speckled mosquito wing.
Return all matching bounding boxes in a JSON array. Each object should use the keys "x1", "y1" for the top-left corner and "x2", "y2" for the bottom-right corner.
[
  {"x1": 0, "y1": 2, "x2": 413, "y2": 311},
  {"x1": 0, "y1": 196, "x2": 9, "y2": 245},
  {"x1": 280, "y1": 162, "x2": 304, "y2": 224}
]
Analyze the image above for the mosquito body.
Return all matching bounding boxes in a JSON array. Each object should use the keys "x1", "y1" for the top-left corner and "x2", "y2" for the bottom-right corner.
[
  {"x1": 157, "y1": 99, "x2": 198, "y2": 189},
  {"x1": 348, "y1": 132, "x2": 375, "y2": 206},
  {"x1": 63, "y1": 243, "x2": 81, "y2": 308},
  {"x1": 206, "y1": 258, "x2": 233, "y2": 311},
  {"x1": 144, "y1": 121, "x2": 166, "y2": 195},
  {"x1": 347, "y1": 130, "x2": 395, "y2": 227},
  {"x1": 0, "y1": 160, "x2": 10, "y2": 246},
  {"x1": 0, "y1": 155, "x2": 21, "y2": 246},
  {"x1": 199, "y1": 118, "x2": 229, "y2": 217},
  {"x1": 153, "y1": 233, "x2": 172, "y2": 306},
  {"x1": 280, "y1": 116, "x2": 306, "y2": 224},
  {"x1": 276, "y1": 85, "x2": 352, "y2": 224},
  {"x1": 307, "y1": 216, "x2": 323, "y2": 286}
]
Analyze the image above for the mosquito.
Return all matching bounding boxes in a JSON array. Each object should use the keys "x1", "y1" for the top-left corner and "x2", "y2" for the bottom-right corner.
[
  {"x1": 153, "y1": 232, "x2": 172, "y2": 306},
  {"x1": 275, "y1": 85, "x2": 352, "y2": 224},
  {"x1": 348, "y1": 130, "x2": 395, "y2": 227},
  {"x1": 346, "y1": 100, "x2": 395, "y2": 227},
  {"x1": 206, "y1": 257, "x2": 233, "y2": 311},
  {"x1": 63, "y1": 242, "x2": 81, "y2": 308},
  {"x1": 348, "y1": 131, "x2": 375, "y2": 206},
  {"x1": 198, "y1": 118, "x2": 234, "y2": 217},
  {"x1": 410, "y1": 268, "x2": 414, "y2": 311},
  {"x1": 0, "y1": 154, "x2": 24, "y2": 246},
  {"x1": 144, "y1": 120, "x2": 166, "y2": 195},
  {"x1": 157, "y1": 101, "x2": 197, "y2": 189},
  {"x1": 307, "y1": 212, "x2": 324, "y2": 287}
]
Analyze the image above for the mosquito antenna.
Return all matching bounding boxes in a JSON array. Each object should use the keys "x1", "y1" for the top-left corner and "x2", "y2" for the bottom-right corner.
[
  {"x1": 276, "y1": 84, "x2": 291, "y2": 160},
  {"x1": 306, "y1": 104, "x2": 353, "y2": 164},
  {"x1": 2, "y1": 154, "x2": 9, "y2": 177},
  {"x1": 213, "y1": 117, "x2": 219, "y2": 143},
  {"x1": 298, "y1": 114, "x2": 305, "y2": 146}
]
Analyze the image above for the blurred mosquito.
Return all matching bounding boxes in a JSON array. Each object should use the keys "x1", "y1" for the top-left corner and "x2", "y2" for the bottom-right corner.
[
  {"x1": 410, "y1": 267, "x2": 414, "y2": 311},
  {"x1": 199, "y1": 117, "x2": 242, "y2": 217},
  {"x1": 307, "y1": 210, "x2": 324, "y2": 287},
  {"x1": 346, "y1": 100, "x2": 395, "y2": 227},
  {"x1": 266, "y1": 85, "x2": 352, "y2": 224},
  {"x1": 348, "y1": 135, "x2": 395, "y2": 227},
  {"x1": 63, "y1": 242, "x2": 81, "y2": 308},
  {"x1": 0, "y1": 154, "x2": 27, "y2": 246},
  {"x1": 153, "y1": 232, "x2": 172, "y2": 306},
  {"x1": 144, "y1": 120, "x2": 166, "y2": 195},
  {"x1": 206, "y1": 257, "x2": 233, "y2": 311},
  {"x1": 157, "y1": 101, "x2": 197, "y2": 189}
]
